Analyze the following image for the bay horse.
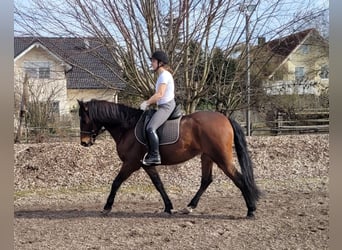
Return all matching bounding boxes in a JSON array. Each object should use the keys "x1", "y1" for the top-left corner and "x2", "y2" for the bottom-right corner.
[{"x1": 78, "y1": 99, "x2": 260, "y2": 218}]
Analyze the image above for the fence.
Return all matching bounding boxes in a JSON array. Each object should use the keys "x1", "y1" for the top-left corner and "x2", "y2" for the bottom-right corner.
[
  {"x1": 250, "y1": 109, "x2": 329, "y2": 135},
  {"x1": 15, "y1": 111, "x2": 329, "y2": 143},
  {"x1": 249, "y1": 120, "x2": 329, "y2": 135}
]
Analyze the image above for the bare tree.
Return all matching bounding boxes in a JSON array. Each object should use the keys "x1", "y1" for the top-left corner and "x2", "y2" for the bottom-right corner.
[
  {"x1": 14, "y1": 0, "x2": 328, "y2": 114},
  {"x1": 14, "y1": 67, "x2": 67, "y2": 142}
]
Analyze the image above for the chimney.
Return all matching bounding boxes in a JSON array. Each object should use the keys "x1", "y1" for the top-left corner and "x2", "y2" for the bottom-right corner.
[
  {"x1": 83, "y1": 38, "x2": 90, "y2": 49},
  {"x1": 258, "y1": 36, "x2": 266, "y2": 46}
]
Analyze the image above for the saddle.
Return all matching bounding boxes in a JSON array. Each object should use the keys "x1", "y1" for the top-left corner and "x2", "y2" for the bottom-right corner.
[{"x1": 134, "y1": 104, "x2": 182, "y2": 146}]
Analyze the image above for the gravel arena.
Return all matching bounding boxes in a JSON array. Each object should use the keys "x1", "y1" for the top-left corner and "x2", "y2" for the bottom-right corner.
[{"x1": 14, "y1": 134, "x2": 329, "y2": 249}]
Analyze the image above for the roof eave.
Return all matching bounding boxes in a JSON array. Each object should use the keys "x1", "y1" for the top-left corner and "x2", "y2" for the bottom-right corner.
[
  {"x1": 14, "y1": 41, "x2": 72, "y2": 71},
  {"x1": 267, "y1": 30, "x2": 314, "y2": 79}
]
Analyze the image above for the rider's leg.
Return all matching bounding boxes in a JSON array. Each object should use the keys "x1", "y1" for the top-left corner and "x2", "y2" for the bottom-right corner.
[{"x1": 142, "y1": 100, "x2": 175, "y2": 166}]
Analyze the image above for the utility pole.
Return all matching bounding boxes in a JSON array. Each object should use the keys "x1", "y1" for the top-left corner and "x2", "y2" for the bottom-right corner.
[{"x1": 239, "y1": 3, "x2": 256, "y2": 136}]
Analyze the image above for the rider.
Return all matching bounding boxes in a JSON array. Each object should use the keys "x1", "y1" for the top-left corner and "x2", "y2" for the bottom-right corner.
[{"x1": 140, "y1": 51, "x2": 176, "y2": 166}]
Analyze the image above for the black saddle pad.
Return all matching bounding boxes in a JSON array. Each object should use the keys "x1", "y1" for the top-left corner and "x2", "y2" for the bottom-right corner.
[{"x1": 134, "y1": 111, "x2": 182, "y2": 146}]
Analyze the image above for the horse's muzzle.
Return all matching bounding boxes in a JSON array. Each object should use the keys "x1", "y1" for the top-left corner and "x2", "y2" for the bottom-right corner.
[
  {"x1": 81, "y1": 140, "x2": 94, "y2": 147},
  {"x1": 81, "y1": 141, "x2": 90, "y2": 147}
]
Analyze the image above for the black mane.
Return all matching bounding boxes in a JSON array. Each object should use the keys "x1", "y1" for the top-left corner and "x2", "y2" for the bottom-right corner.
[{"x1": 87, "y1": 99, "x2": 143, "y2": 129}]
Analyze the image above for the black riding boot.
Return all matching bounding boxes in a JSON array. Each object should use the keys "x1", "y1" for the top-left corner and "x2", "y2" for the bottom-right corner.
[{"x1": 143, "y1": 130, "x2": 161, "y2": 165}]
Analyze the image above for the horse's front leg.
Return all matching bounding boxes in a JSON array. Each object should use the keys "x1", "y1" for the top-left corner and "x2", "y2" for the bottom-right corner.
[
  {"x1": 143, "y1": 165, "x2": 174, "y2": 214},
  {"x1": 102, "y1": 162, "x2": 139, "y2": 215}
]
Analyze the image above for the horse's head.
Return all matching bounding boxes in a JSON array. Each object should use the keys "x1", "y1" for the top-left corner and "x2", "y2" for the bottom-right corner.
[{"x1": 78, "y1": 100, "x2": 105, "y2": 147}]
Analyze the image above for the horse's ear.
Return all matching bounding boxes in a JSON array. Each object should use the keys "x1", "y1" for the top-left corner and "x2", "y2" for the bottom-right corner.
[
  {"x1": 77, "y1": 99, "x2": 82, "y2": 107},
  {"x1": 77, "y1": 99, "x2": 88, "y2": 111}
]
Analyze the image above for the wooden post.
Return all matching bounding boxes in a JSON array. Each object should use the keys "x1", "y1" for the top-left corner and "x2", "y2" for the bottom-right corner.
[
  {"x1": 14, "y1": 74, "x2": 29, "y2": 143},
  {"x1": 277, "y1": 111, "x2": 283, "y2": 135}
]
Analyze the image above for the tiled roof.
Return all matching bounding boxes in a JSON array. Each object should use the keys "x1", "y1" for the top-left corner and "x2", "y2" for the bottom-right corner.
[
  {"x1": 14, "y1": 37, "x2": 126, "y2": 90},
  {"x1": 265, "y1": 29, "x2": 315, "y2": 57}
]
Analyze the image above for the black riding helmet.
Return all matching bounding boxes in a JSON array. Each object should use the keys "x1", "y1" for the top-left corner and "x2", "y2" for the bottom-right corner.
[{"x1": 150, "y1": 51, "x2": 169, "y2": 65}]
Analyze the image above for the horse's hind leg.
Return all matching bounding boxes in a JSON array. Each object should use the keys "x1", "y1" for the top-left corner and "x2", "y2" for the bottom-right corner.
[
  {"x1": 187, "y1": 154, "x2": 213, "y2": 210},
  {"x1": 217, "y1": 159, "x2": 256, "y2": 218},
  {"x1": 143, "y1": 165, "x2": 174, "y2": 214}
]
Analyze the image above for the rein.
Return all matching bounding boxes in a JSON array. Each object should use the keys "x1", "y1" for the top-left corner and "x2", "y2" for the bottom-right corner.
[{"x1": 80, "y1": 130, "x2": 95, "y2": 134}]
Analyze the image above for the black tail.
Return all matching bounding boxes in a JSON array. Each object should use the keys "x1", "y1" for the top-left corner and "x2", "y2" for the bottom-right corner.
[{"x1": 229, "y1": 117, "x2": 260, "y2": 203}]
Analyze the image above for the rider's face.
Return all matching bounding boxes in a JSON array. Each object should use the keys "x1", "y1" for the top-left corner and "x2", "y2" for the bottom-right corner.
[{"x1": 151, "y1": 58, "x2": 159, "y2": 71}]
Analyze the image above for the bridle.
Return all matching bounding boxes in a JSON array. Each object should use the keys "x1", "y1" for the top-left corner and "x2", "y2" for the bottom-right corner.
[
  {"x1": 80, "y1": 130, "x2": 97, "y2": 138},
  {"x1": 79, "y1": 105, "x2": 106, "y2": 142},
  {"x1": 80, "y1": 127, "x2": 106, "y2": 139}
]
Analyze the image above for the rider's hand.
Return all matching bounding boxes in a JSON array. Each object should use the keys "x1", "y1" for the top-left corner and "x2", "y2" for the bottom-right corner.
[{"x1": 140, "y1": 101, "x2": 149, "y2": 111}]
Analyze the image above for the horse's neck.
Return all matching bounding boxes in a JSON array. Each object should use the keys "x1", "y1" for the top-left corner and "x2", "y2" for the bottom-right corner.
[{"x1": 105, "y1": 125, "x2": 125, "y2": 144}]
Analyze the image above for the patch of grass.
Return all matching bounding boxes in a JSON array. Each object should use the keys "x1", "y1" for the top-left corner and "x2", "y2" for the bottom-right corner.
[
  {"x1": 14, "y1": 183, "x2": 176, "y2": 199},
  {"x1": 14, "y1": 183, "x2": 188, "y2": 200},
  {"x1": 15, "y1": 176, "x2": 328, "y2": 200},
  {"x1": 14, "y1": 185, "x2": 109, "y2": 200}
]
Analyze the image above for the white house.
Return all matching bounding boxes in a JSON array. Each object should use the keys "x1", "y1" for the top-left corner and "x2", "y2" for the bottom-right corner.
[
  {"x1": 255, "y1": 29, "x2": 329, "y2": 96},
  {"x1": 14, "y1": 37, "x2": 126, "y2": 118}
]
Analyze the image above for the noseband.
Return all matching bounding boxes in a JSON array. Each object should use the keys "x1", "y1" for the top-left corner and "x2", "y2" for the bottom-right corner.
[
  {"x1": 80, "y1": 130, "x2": 97, "y2": 138},
  {"x1": 81, "y1": 127, "x2": 105, "y2": 138}
]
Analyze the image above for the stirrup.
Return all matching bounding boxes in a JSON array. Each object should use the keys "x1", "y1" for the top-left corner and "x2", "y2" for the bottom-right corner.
[{"x1": 142, "y1": 153, "x2": 161, "y2": 166}]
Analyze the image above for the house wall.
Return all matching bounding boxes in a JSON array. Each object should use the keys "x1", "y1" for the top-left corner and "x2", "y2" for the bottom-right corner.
[
  {"x1": 15, "y1": 45, "x2": 121, "y2": 120},
  {"x1": 67, "y1": 89, "x2": 118, "y2": 112},
  {"x1": 14, "y1": 46, "x2": 69, "y2": 115},
  {"x1": 288, "y1": 37, "x2": 328, "y2": 77},
  {"x1": 267, "y1": 34, "x2": 329, "y2": 96}
]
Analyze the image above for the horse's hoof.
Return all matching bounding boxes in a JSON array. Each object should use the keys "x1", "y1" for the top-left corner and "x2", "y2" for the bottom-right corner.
[
  {"x1": 170, "y1": 209, "x2": 178, "y2": 214},
  {"x1": 179, "y1": 207, "x2": 193, "y2": 214},
  {"x1": 164, "y1": 209, "x2": 173, "y2": 215},
  {"x1": 101, "y1": 209, "x2": 111, "y2": 216},
  {"x1": 246, "y1": 213, "x2": 255, "y2": 219}
]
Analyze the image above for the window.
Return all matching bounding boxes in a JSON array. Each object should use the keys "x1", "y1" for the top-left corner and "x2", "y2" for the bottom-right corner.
[
  {"x1": 50, "y1": 101, "x2": 60, "y2": 115},
  {"x1": 39, "y1": 67, "x2": 50, "y2": 78},
  {"x1": 24, "y1": 61, "x2": 51, "y2": 79},
  {"x1": 319, "y1": 65, "x2": 329, "y2": 79},
  {"x1": 295, "y1": 67, "x2": 305, "y2": 81},
  {"x1": 300, "y1": 44, "x2": 309, "y2": 54}
]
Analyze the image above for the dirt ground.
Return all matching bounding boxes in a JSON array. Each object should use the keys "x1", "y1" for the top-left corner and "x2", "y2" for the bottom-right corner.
[{"x1": 14, "y1": 134, "x2": 329, "y2": 250}]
